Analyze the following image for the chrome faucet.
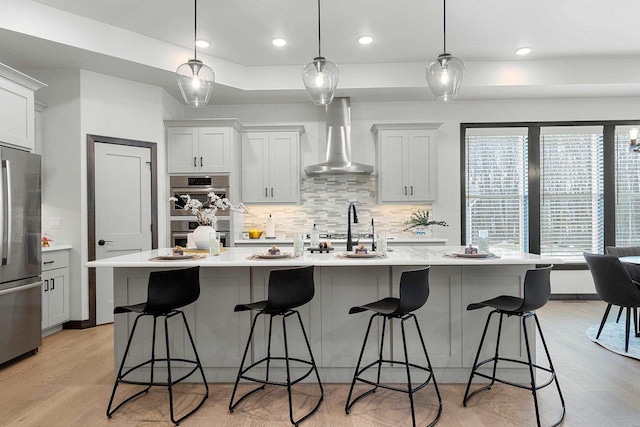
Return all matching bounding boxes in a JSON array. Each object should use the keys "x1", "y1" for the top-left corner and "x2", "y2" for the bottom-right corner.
[{"x1": 347, "y1": 202, "x2": 358, "y2": 252}]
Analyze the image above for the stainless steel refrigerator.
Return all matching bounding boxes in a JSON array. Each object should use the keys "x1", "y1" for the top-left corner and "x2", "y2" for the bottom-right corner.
[{"x1": 0, "y1": 146, "x2": 41, "y2": 365}]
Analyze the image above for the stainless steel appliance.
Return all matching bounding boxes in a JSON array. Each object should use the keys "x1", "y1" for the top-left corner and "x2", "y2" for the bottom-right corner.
[
  {"x1": 169, "y1": 175, "x2": 230, "y2": 247},
  {"x1": 0, "y1": 146, "x2": 41, "y2": 365}
]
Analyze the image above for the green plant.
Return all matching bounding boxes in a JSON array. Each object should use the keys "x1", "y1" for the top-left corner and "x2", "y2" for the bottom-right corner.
[{"x1": 403, "y1": 209, "x2": 448, "y2": 231}]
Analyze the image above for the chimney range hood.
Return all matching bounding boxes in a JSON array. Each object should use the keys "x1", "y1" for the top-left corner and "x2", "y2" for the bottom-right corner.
[{"x1": 305, "y1": 97, "x2": 374, "y2": 176}]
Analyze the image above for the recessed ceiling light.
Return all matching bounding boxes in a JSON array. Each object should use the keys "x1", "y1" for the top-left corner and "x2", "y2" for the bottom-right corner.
[
  {"x1": 515, "y1": 46, "x2": 532, "y2": 56},
  {"x1": 272, "y1": 38, "x2": 287, "y2": 47},
  {"x1": 358, "y1": 35, "x2": 374, "y2": 45},
  {"x1": 195, "y1": 39, "x2": 210, "y2": 48}
]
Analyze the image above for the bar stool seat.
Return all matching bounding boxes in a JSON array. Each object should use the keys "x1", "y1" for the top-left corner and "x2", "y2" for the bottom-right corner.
[
  {"x1": 345, "y1": 267, "x2": 442, "y2": 427},
  {"x1": 106, "y1": 266, "x2": 208, "y2": 426},
  {"x1": 229, "y1": 266, "x2": 323, "y2": 426},
  {"x1": 462, "y1": 266, "x2": 565, "y2": 427}
]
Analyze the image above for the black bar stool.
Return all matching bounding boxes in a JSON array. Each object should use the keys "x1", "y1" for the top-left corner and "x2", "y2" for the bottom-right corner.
[
  {"x1": 229, "y1": 265, "x2": 323, "y2": 426},
  {"x1": 106, "y1": 266, "x2": 208, "y2": 426},
  {"x1": 345, "y1": 267, "x2": 442, "y2": 427},
  {"x1": 462, "y1": 266, "x2": 565, "y2": 427}
]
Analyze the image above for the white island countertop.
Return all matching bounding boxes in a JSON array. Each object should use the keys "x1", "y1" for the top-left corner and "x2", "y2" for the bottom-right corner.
[{"x1": 86, "y1": 246, "x2": 561, "y2": 268}]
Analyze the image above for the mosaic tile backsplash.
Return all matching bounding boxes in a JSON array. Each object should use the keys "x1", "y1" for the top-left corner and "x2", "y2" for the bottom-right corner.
[{"x1": 241, "y1": 175, "x2": 435, "y2": 238}]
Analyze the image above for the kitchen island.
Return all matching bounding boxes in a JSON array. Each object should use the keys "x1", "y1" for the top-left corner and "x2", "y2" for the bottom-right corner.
[{"x1": 87, "y1": 246, "x2": 560, "y2": 384}]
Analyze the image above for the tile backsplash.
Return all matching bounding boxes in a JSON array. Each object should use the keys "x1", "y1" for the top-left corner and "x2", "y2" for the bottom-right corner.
[{"x1": 241, "y1": 175, "x2": 434, "y2": 238}]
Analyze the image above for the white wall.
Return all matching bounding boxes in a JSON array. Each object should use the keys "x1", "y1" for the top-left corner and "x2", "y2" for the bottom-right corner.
[{"x1": 33, "y1": 69, "x2": 168, "y2": 321}]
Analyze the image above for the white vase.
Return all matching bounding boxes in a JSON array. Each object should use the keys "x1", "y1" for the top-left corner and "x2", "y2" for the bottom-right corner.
[{"x1": 192, "y1": 225, "x2": 215, "y2": 250}]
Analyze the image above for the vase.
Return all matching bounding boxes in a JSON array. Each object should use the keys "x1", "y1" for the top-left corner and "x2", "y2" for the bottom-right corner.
[
  {"x1": 414, "y1": 226, "x2": 433, "y2": 238},
  {"x1": 192, "y1": 225, "x2": 215, "y2": 250}
]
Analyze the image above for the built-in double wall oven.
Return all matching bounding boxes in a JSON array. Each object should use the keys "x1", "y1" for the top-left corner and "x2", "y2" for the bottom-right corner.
[{"x1": 170, "y1": 176, "x2": 229, "y2": 248}]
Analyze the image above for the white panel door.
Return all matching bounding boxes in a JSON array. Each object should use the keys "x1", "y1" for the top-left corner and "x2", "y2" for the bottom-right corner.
[{"x1": 95, "y1": 143, "x2": 152, "y2": 325}]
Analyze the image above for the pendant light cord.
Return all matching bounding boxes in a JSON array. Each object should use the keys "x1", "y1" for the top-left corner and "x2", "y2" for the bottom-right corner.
[
  {"x1": 317, "y1": 0, "x2": 322, "y2": 58},
  {"x1": 193, "y1": 0, "x2": 198, "y2": 59},
  {"x1": 443, "y1": 0, "x2": 447, "y2": 53}
]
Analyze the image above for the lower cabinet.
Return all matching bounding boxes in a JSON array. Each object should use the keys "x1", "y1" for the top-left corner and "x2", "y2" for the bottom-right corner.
[{"x1": 41, "y1": 249, "x2": 70, "y2": 331}]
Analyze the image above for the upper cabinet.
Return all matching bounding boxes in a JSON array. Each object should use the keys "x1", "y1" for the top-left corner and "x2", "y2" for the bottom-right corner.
[
  {"x1": 372, "y1": 123, "x2": 441, "y2": 203},
  {"x1": 165, "y1": 120, "x2": 242, "y2": 174},
  {"x1": 241, "y1": 126, "x2": 304, "y2": 204},
  {"x1": 0, "y1": 63, "x2": 46, "y2": 152}
]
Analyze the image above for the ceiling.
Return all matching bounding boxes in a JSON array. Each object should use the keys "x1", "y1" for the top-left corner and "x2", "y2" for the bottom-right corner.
[{"x1": 2, "y1": 0, "x2": 640, "y2": 105}]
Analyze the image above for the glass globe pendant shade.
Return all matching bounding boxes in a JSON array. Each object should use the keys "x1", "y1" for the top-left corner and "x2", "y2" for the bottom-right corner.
[
  {"x1": 302, "y1": 56, "x2": 339, "y2": 106},
  {"x1": 426, "y1": 53, "x2": 465, "y2": 103},
  {"x1": 176, "y1": 58, "x2": 215, "y2": 108}
]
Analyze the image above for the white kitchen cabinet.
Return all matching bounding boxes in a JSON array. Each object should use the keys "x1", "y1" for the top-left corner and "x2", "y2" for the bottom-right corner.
[
  {"x1": 165, "y1": 120, "x2": 241, "y2": 174},
  {"x1": 0, "y1": 63, "x2": 46, "y2": 152},
  {"x1": 372, "y1": 123, "x2": 441, "y2": 203},
  {"x1": 241, "y1": 126, "x2": 304, "y2": 204},
  {"x1": 41, "y1": 248, "x2": 70, "y2": 333}
]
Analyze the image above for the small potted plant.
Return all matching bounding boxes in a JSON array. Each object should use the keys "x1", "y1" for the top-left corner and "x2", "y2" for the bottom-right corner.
[{"x1": 404, "y1": 209, "x2": 448, "y2": 237}]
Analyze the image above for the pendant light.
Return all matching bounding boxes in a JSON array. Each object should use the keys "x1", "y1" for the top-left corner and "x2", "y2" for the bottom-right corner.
[
  {"x1": 176, "y1": 0, "x2": 215, "y2": 108},
  {"x1": 302, "y1": 0, "x2": 339, "y2": 106},
  {"x1": 426, "y1": 0, "x2": 465, "y2": 102}
]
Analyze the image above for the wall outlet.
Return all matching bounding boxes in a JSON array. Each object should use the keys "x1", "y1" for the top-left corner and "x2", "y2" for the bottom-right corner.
[{"x1": 50, "y1": 217, "x2": 61, "y2": 229}]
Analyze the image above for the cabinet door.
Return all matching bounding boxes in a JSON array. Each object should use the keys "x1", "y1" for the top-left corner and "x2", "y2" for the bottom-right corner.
[
  {"x1": 198, "y1": 127, "x2": 231, "y2": 173},
  {"x1": 268, "y1": 132, "x2": 299, "y2": 203},
  {"x1": 407, "y1": 130, "x2": 437, "y2": 201},
  {"x1": 41, "y1": 272, "x2": 50, "y2": 329},
  {"x1": 241, "y1": 133, "x2": 270, "y2": 203},
  {"x1": 167, "y1": 127, "x2": 198, "y2": 173},
  {"x1": 47, "y1": 269, "x2": 69, "y2": 327},
  {"x1": 0, "y1": 76, "x2": 35, "y2": 152},
  {"x1": 379, "y1": 130, "x2": 409, "y2": 202}
]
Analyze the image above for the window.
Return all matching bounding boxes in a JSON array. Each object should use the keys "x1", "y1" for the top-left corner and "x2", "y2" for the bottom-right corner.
[
  {"x1": 615, "y1": 127, "x2": 640, "y2": 246},
  {"x1": 463, "y1": 121, "x2": 640, "y2": 262},
  {"x1": 465, "y1": 129, "x2": 528, "y2": 252},
  {"x1": 540, "y1": 127, "x2": 603, "y2": 259}
]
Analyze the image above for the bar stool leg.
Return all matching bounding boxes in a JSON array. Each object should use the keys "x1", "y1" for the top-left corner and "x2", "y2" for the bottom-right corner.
[
  {"x1": 533, "y1": 313, "x2": 565, "y2": 425},
  {"x1": 522, "y1": 315, "x2": 541, "y2": 427},
  {"x1": 489, "y1": 312, "x2": 505, "y2": 387},
  {"x1": 375, "y1": 316, "x2": 387, "y2": 392},
  {"x1": 625, "y1": 307, "x2": 631, "y2": 352},
  {"x1": 180, "y1": 311, "x2": 209, "y2": 396},
  {"x1": 293, "y1": 310, "x2": 324, "y2": 423},
  {"x1": 463, "y1": 310, "x2": 497, "y2": 406},
  {"x1": 107, "y1": 314, "x2": 147, "y2": 418},
  {"x1": 164, "y1": 316, "x2": 179, "y2": 425},
  {"x1": 345, "y1": 313, "x2": 378, "y2": 414},
  {"x1": 149, "y1": 316, "x2": 157, "y2": 389},
  {"x1": 282, "y1": 313, "x2": 295, "y2": 426},
  {"x1": 265, "y1": 314, "x2": 274, "y2": 382},
  {"x1": 229, "y1": 312, "x2": 264, "y2": 412},
  {"x1": 400, "y1": 317, "x2": 417, "y2": 427},
  {"x1": 412, "y1": 314, "x2": 442, "y2": 426}
]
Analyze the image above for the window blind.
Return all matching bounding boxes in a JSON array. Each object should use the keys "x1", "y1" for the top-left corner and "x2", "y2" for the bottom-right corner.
[
  {"x1": 615, "y1": 130, "x2": 640, "y2": 245},
  {"x1": 540, "y1": 130, "x2": 604, "y2": 258},
  {"x1": 465, "y1": 133, "x2": 528, "y2": 252}
]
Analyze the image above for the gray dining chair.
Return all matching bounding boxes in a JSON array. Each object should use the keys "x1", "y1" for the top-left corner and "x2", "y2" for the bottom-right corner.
[{"x1": 605, "y1": 246, "x2": 640, "y2": 324}]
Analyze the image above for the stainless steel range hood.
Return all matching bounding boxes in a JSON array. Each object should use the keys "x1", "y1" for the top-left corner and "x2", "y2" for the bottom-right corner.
[{"x1": 305, "y1": 97, "x2": 374, "y2": 176}]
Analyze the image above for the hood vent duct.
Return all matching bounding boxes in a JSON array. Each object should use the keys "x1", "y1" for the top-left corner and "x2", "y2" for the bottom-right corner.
[{"x1": 305, "y1": 97, "x2": 374, "y2": 176}]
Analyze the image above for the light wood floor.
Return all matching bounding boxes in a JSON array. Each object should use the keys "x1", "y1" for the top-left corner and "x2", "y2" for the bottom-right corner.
[{"x1": 1, "y1": 301, "x2": 639, "y2": 426}]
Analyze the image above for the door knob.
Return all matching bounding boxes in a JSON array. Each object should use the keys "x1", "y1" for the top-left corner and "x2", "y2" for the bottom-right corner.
[{"x1": 98, "y1": 239, "x2": 113, "y2": 246}]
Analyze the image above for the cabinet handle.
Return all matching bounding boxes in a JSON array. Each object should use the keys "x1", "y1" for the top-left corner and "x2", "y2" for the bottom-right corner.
[
  {"x1": 44, "y1": 260, "x2": 55, "y2": 265},
  {"x1": 51, "y1": 278, "x2": 55, "y2": 291},
  {"x1": 200, "y1": 157, "x2": 203, "y2": 167},
  {"x1": 404, "y1": 186, "x2": 407, "y2": 195},
  {"x1": 271, "y1": 188, "x2": 274, "y2": 197},
  {"x1": 410, "y1": 185, "x2": 414, "y2": 195},
  {"x1": 44, "y1": 279, "x2": 49, "y2": 292},
  {"x1": 265, "y1": 188, "x2": 268, "y2": 197},
  {"x1": 194, "y1": 157, "x2": 197, "y2": 167}
]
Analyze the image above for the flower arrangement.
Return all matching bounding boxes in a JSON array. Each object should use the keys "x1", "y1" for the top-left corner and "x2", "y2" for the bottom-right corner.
[
  {"x1": 169, "y1": 192, "x2": 245, "y2": 226},
  {"x1": 403, "y1": 209, "x2": 448, "y2": 231},
  {"x1": 41, "y1": 234, "x2": 53, "y2": 247}
]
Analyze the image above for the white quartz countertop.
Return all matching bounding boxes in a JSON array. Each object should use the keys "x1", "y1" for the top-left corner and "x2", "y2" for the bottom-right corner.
[
  {"x1": 234, "y1": 237, "x2": 448, "y2": 244},
  {"x1": 86, "y1": 246, "x2": 561, "y2": 268},
  {"x1": 42, "y1": 245, "x2": 72, "y2": 252}
]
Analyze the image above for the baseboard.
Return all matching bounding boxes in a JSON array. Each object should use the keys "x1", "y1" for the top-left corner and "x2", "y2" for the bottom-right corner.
[
  {"x1": 550, "y1": 293, "x2": 600, "y2": 301},
  {"x1": 63, "y1": 319, "x2": 93, "y2": 329}
]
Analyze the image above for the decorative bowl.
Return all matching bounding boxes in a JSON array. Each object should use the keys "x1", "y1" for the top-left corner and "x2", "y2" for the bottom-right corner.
[{"x1": 248, "y1": 229, "x2": 263, "y2": 239}]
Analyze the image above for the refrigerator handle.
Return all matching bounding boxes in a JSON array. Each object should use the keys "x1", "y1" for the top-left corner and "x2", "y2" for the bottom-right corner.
[{"x1": 1, "y1": 160, "x2": 10, "y2": 266}]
